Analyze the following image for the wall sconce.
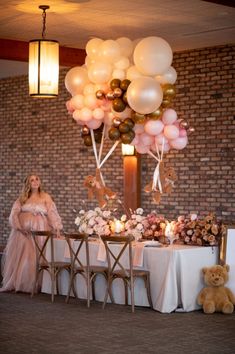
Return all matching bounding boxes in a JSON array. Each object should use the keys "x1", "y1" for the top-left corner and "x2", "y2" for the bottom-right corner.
[
  {"x1": 121, "y1": 144, "x2": 135, "y2": 156},
  {"x1": 29, "y1": 5, "x2": 59, "y2": 97}
]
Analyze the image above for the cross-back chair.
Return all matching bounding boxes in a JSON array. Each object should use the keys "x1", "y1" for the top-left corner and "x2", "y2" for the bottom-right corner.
[
  {"x1": 64, "y1": 232, "x2": 110, "y2": 307},
  {"x1": 101, "y1": 235, "x2": 153, "y2": 313},
  {"x1": 31, "y1": 230, "x2": 71, "y2": 302}
]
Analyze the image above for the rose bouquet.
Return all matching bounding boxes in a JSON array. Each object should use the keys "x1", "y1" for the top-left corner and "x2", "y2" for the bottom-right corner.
[
  {"x1": 75, "y1": 207, "x2": 112, "y2": 237},
  {"x1": 122, "y1": 208, "x2": 149, "y2": 241}
]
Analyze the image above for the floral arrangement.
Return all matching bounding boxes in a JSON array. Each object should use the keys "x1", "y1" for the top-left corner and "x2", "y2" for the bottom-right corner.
[
  {"x1": 122, "y1": 208, "x2": 149, "y2": 241},
  {"x1": 74, "y1": 206, "x2": 225, "y2": 246},
  {"x1": 74, "y1": 207, "x2": 112, "y2": 237},
  {"x1": 173, "y1": 213, "x2": 225, "y2": 246}
]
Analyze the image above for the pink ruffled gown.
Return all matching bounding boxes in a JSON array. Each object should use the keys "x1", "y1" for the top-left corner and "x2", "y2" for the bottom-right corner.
[{"x1": 0, "y1": 197, "x2": 63, "y2": 293}]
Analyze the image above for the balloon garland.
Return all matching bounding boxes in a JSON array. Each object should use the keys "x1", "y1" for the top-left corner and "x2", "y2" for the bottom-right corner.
[{"x1": 65, "y1": 36, "x2": 194, "y2": 203}]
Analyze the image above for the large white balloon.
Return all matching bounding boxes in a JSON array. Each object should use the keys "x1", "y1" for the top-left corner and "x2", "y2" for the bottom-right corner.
[
  {"x1": 65, "y1": 67, "x2": 89, "y2": 95},
  {"x1": 134, "y1": 36, "x2": 173, "y2": 76},
  {"x1": 126, "y1": 65, "x2": 143, "y2": 81},
  {"x1": 127, "y1": 77, "x2": 163, "y2": 115}
]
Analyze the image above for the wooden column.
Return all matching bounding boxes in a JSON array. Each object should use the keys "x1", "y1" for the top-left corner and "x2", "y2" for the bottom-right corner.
[{"x1": 123, "y1": 154, "x2": 141, "y2": 212}]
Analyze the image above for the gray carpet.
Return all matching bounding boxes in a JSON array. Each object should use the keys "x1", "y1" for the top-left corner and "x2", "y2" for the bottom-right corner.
[{"x1": 0, "y1": 293, "x2": 235, "y2": 354}]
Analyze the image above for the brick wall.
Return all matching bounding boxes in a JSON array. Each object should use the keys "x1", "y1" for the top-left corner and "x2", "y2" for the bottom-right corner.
[{"x1": 0, "y1": 44, "x2": 234, "y2": 246}]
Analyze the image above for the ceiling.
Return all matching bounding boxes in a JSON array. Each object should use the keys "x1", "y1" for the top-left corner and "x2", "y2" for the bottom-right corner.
[{"x1": 0, "y1": 0, "x2": 235, "y2": 78}]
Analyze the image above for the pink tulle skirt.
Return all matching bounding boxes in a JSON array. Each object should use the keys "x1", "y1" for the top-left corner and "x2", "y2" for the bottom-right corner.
[{"x1": 1, "y1": 211, "x2": 51, "y2": 293}]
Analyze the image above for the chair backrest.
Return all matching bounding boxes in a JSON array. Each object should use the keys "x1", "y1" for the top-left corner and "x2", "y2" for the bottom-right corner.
[
  {"x1": 101, "y1": 235, "x2": 135, "y2": 277},
  {"x1": 64, "y1": 232, "x2": 90, "y2": 273},
  {"x1": 31, "y1": 230, "x2": 55, "y2": 266}
]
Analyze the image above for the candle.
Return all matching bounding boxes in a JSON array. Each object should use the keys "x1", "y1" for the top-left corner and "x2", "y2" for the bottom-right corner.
[{"x1": 111, "y1": 219, "x2": 124, "y2": 234}]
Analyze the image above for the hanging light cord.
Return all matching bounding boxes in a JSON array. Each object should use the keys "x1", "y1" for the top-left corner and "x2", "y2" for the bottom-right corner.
[{"x1": 41, "y1": 8, "x2": 47, "y2": 39}]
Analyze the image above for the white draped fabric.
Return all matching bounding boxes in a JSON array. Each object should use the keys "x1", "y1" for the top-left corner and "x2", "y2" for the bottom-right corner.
[{"x1": 41, "y1": 239, "x2": 218, "y2": 313}]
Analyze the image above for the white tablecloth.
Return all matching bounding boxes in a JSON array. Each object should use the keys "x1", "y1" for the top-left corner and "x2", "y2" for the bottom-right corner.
[{"x1": 41, "y1": 239, "x2": 218, "y2": 313}]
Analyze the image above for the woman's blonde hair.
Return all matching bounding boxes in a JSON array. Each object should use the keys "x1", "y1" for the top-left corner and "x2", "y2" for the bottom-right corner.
[{"x1": 19, "y1": 174, "x2": 43, "y2": 205}]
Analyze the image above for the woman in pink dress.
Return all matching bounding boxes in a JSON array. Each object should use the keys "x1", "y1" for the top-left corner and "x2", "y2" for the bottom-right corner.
[{"x1": 0, "y1": 174, "x2": 63, "y2": 293}]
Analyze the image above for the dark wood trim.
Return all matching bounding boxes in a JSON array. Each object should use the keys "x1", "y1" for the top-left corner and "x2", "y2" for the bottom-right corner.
[
  {"x1": 123, "y1": 154, "x2": 141, "y2": 212},
  {"x1": 0, "y1": 38, "x2": 86, "y2": 67}
]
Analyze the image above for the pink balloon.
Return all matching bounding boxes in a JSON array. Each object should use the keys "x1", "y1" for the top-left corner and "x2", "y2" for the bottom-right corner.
[
  {"x1": 134, "y1": 124, "x2": 145, "y2": 134},
  {"x1": 139, "y1": 133, "x2": 154, "y2": 146},
  {"x1": 170, "y1": 136, "x2": 188, "y2": 150},
  {"x1": 164, "y1": 125, "x2": 179, "y2": 140},
  {"x1": 158, "y1": 142, "x2": 170, "y2": 152},
  {"x1": 66, "y1": 100, "x2": 74, "y2": 114},
  {"x1": 155, "y1": 133, "x2": 167, "y2": 146},
  {"x1": 162, "y1": 109, "x2": 177, "y2": 125},
  {"x1": 70, "y1": 94, "x2": 84, "y2": 110},
  {"x1": 179, "y1": 128, "x2": 187, "y2": 137},
  {"x1": 86, "y1": 119, "x2": 102, "y2": 130},
  {"x1": 144, "y1": 120, "x2": 164, "y2": 136},
  {"x1": 130, "y1": 135, "x2": 140, "y2": 146},
  {"x1": 93, "y1": 108, "x2": 105, "y2": 120},
  {"x1": 135, "y1": 144, "x2": 150, "y2": 154},
  {"x1": 79, "y1": 107, "x2": 93, "y2": 122}
]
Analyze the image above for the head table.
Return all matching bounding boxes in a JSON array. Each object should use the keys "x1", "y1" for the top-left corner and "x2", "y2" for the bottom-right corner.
[{"x1": 41, "y1": 238, "x2": 218, "y2": 313}]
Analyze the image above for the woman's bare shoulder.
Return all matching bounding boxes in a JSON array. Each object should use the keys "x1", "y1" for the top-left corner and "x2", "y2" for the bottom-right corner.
[{"x1": 41, "y1": 191, "x2": 53, "y2": 202}]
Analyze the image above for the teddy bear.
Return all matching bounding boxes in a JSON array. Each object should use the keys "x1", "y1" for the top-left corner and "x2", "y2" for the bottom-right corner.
[
  {"x1": 144, "y1": 161, "x2": 177, "y2": 204},
  {"x1": 197, "y1": 264, "x2": 235, "y2": 314},
  {"x1": 83, "y1": 168, "x2": 116, "y2": 208}
]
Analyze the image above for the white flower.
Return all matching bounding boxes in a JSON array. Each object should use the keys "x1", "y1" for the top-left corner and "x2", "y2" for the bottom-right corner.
[
  {"x1": 190, "y1": 213, "x2": 197, "y2": 221},
  {"x1": 136, "y1": 208, "x2": 144, "y2": 215},
  {"x1": 79, "y1": 210, "x2": 85, "y2": 215},
  {"x1": 136, "y1": 223, "x2": 144, "y2": 231},
  {"x1": 121, "y1": 214, "x2": 127, "y2": 222},
  {"x1": 136, "y1": 214, "x2": 143, "y2": 222},
  {"x1": 75, "y1": 216, "x2": 81, "y2": 226},
  {"x1": 103, "y1": 210, "x2": 111, "y2": 218}
]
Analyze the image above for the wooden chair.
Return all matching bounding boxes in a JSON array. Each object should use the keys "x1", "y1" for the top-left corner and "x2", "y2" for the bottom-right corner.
[
  {"x1": 31, "y1": 230, "x2": 71, "y2": 302},
  {"x1": 64, "y1": 232, "x2": 110, "y2": 307},
  {"x1": 101, "y1": 235, "x2": 153, "y2": 313}
]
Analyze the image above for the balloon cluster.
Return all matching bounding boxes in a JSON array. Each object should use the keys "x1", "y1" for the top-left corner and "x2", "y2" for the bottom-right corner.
[
  {"x1": 80, "y1": 124, "x2": 104, "y2": 146},
  {"x1": 65, "y1": 36, "x2": 193, "y2": 153}
]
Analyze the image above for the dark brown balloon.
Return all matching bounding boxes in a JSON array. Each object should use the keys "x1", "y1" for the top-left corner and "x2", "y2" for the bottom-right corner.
[
  {"x1": 124, "y1": 118, "x2": 135, "y2": 129},
  {"x1": 121, "y1": 132, "x2": 135, "y2": 144},
  {"x1": 112, "y1": 98, "x2": 126, "y2": 112},
  {"x1": 83, "y1": 135, "x2": 92, "y2": 146},
  {"x1": 81, "y1": 125, "x2": 90, "y2": 136},
  {"x1": 113, "y1": 87, "x2": 123, "y2": 98},
  {"x1": 122, "y1": 91, "x2": 128, "y2": 104},
  {"x1": 119, "y1": 122, "x2": 130, "y2": 133},
  {"x1": 96, "y1": 90, "x2": 105, "y2": 99},
  {"x1": 110, "y1": 78, "x2": 121, "y2": 90},
  {"x1": 108, "y1": 127, "x2": 121, "y2": 141},
  {"x1": 179, "y1": 120, "x2": 189, "y2": 129},
  {"x1": 106, "y1": 91, "x2": 115, "y2": 100},
  {"x1": 120, "y1": 79, "x2": 131, "y2": 91},
  {"x1": 113, "y1": 117, "x2": 122, "y2": 127}
]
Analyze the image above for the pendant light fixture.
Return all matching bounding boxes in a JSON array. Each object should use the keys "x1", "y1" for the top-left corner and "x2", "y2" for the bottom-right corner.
[{"x1": 29, "y1": 5, "x2": 59, "y2": 97}]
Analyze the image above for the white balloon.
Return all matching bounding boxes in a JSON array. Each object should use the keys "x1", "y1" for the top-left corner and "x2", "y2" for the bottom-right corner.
[
  {"x1": 99, "y1": 40, "x2": 121, "y2": 63},
  {"x1": 88, "y1": 61, "x2": 112, "y2": 84},
  {"x1": 86, "y1": 119, "x2": 102, "y2": 130},
  {"x1": 70, "y1": 94, "x2": 84, "y2": 110},
  {"x1": 155, "y1": 66, "x2": 177, "y2": 85},
  {"x1": 83, "y1": 83, "x2": 96, "y2": 95},
  {"x1": 84, "y1": 94, "x2": 98, "y2": 110},
  {"x1": 86, "y1": 38, "x2": 103, "y2": 59},
  {"x1": 79, "y1": 107, "x2": 93, "y2": 122},
  {"x1": 112, "y1": 69, "x2": 126, "y2": 81},
  {"x1": 144, "y1": 120, "x2": 164, "y2": 136},
  {"x1": 65, "y1": 67, "x2": 89, "y2": 95},
  {"x1": 117, "y1": 37, "x2": 134, "y2": 57},
  {"x1": 114, "y1": 56, "x2": 130, "y2": 70},
  {"x1": 93, "y1": 108, "x2": 105, "y2": 120},
  {"x1": 126, "y1": 65, "x2": 143, "y2": 81},
  {"x1": 134, "y1": 36, "x2": 173, "y2": 76},
  {"x1": 127, "y1": 77, "x2": 163, "y2": 115}
]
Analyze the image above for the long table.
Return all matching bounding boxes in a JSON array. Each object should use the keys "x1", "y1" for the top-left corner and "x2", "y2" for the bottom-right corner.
[{"x1": 41, "y1": 239, "x2": 218, "y2": 313}]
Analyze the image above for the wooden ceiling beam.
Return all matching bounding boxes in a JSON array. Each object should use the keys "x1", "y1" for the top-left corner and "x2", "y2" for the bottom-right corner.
[{"x1": 0, "y1": 38, "x2": 86, "y2": 67}]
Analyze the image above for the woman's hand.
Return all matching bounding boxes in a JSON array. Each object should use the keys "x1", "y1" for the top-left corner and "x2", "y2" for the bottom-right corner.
[{"x1": 17, "y1": 228, "x2": 31, "y2": 238}]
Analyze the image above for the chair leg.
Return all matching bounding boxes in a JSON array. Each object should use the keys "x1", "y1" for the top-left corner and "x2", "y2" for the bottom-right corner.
[
  {"x1": 130, "y1": 277, "x2": 135, "y2": 313},
  {"x1": 123, "y1": 279, "x2": 128, "y2": 306},
  {"x1": 90, "y1": 273, "x2": 96, "y2": 301},
  {"x1": 66, "y1": 273, "x2": 75, "y2": 303},
  {"x1": 86, "y1": 271, "x2": 90, "y2": 308},
  {"x1": 51, "y1": 267, "x2": 55, "y2": 303},
  {"x1": 103, "y1": 276, "x2": 112, "y2": 309},
  {"x1": 145, "y1": 275, "x2": 153, "y2": 309}
]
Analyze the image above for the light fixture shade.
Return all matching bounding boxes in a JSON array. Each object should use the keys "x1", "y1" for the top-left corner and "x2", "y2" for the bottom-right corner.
[
  {"x1": 122, "y1": 144, "x2": 135, "y2": 156},
  {"x1": 29, "y1": 39, "x2": 59, "y2": 97}
]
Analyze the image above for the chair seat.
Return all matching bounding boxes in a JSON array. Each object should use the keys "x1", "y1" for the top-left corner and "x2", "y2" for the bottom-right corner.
[{"x1": 113, "y1": 269, "x2": 150, "y2": 278}]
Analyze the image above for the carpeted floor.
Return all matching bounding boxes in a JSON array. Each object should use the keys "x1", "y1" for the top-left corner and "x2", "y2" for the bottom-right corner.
[{"x1": 0, "y1": 292, "x2": 235, "y2": 354}]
